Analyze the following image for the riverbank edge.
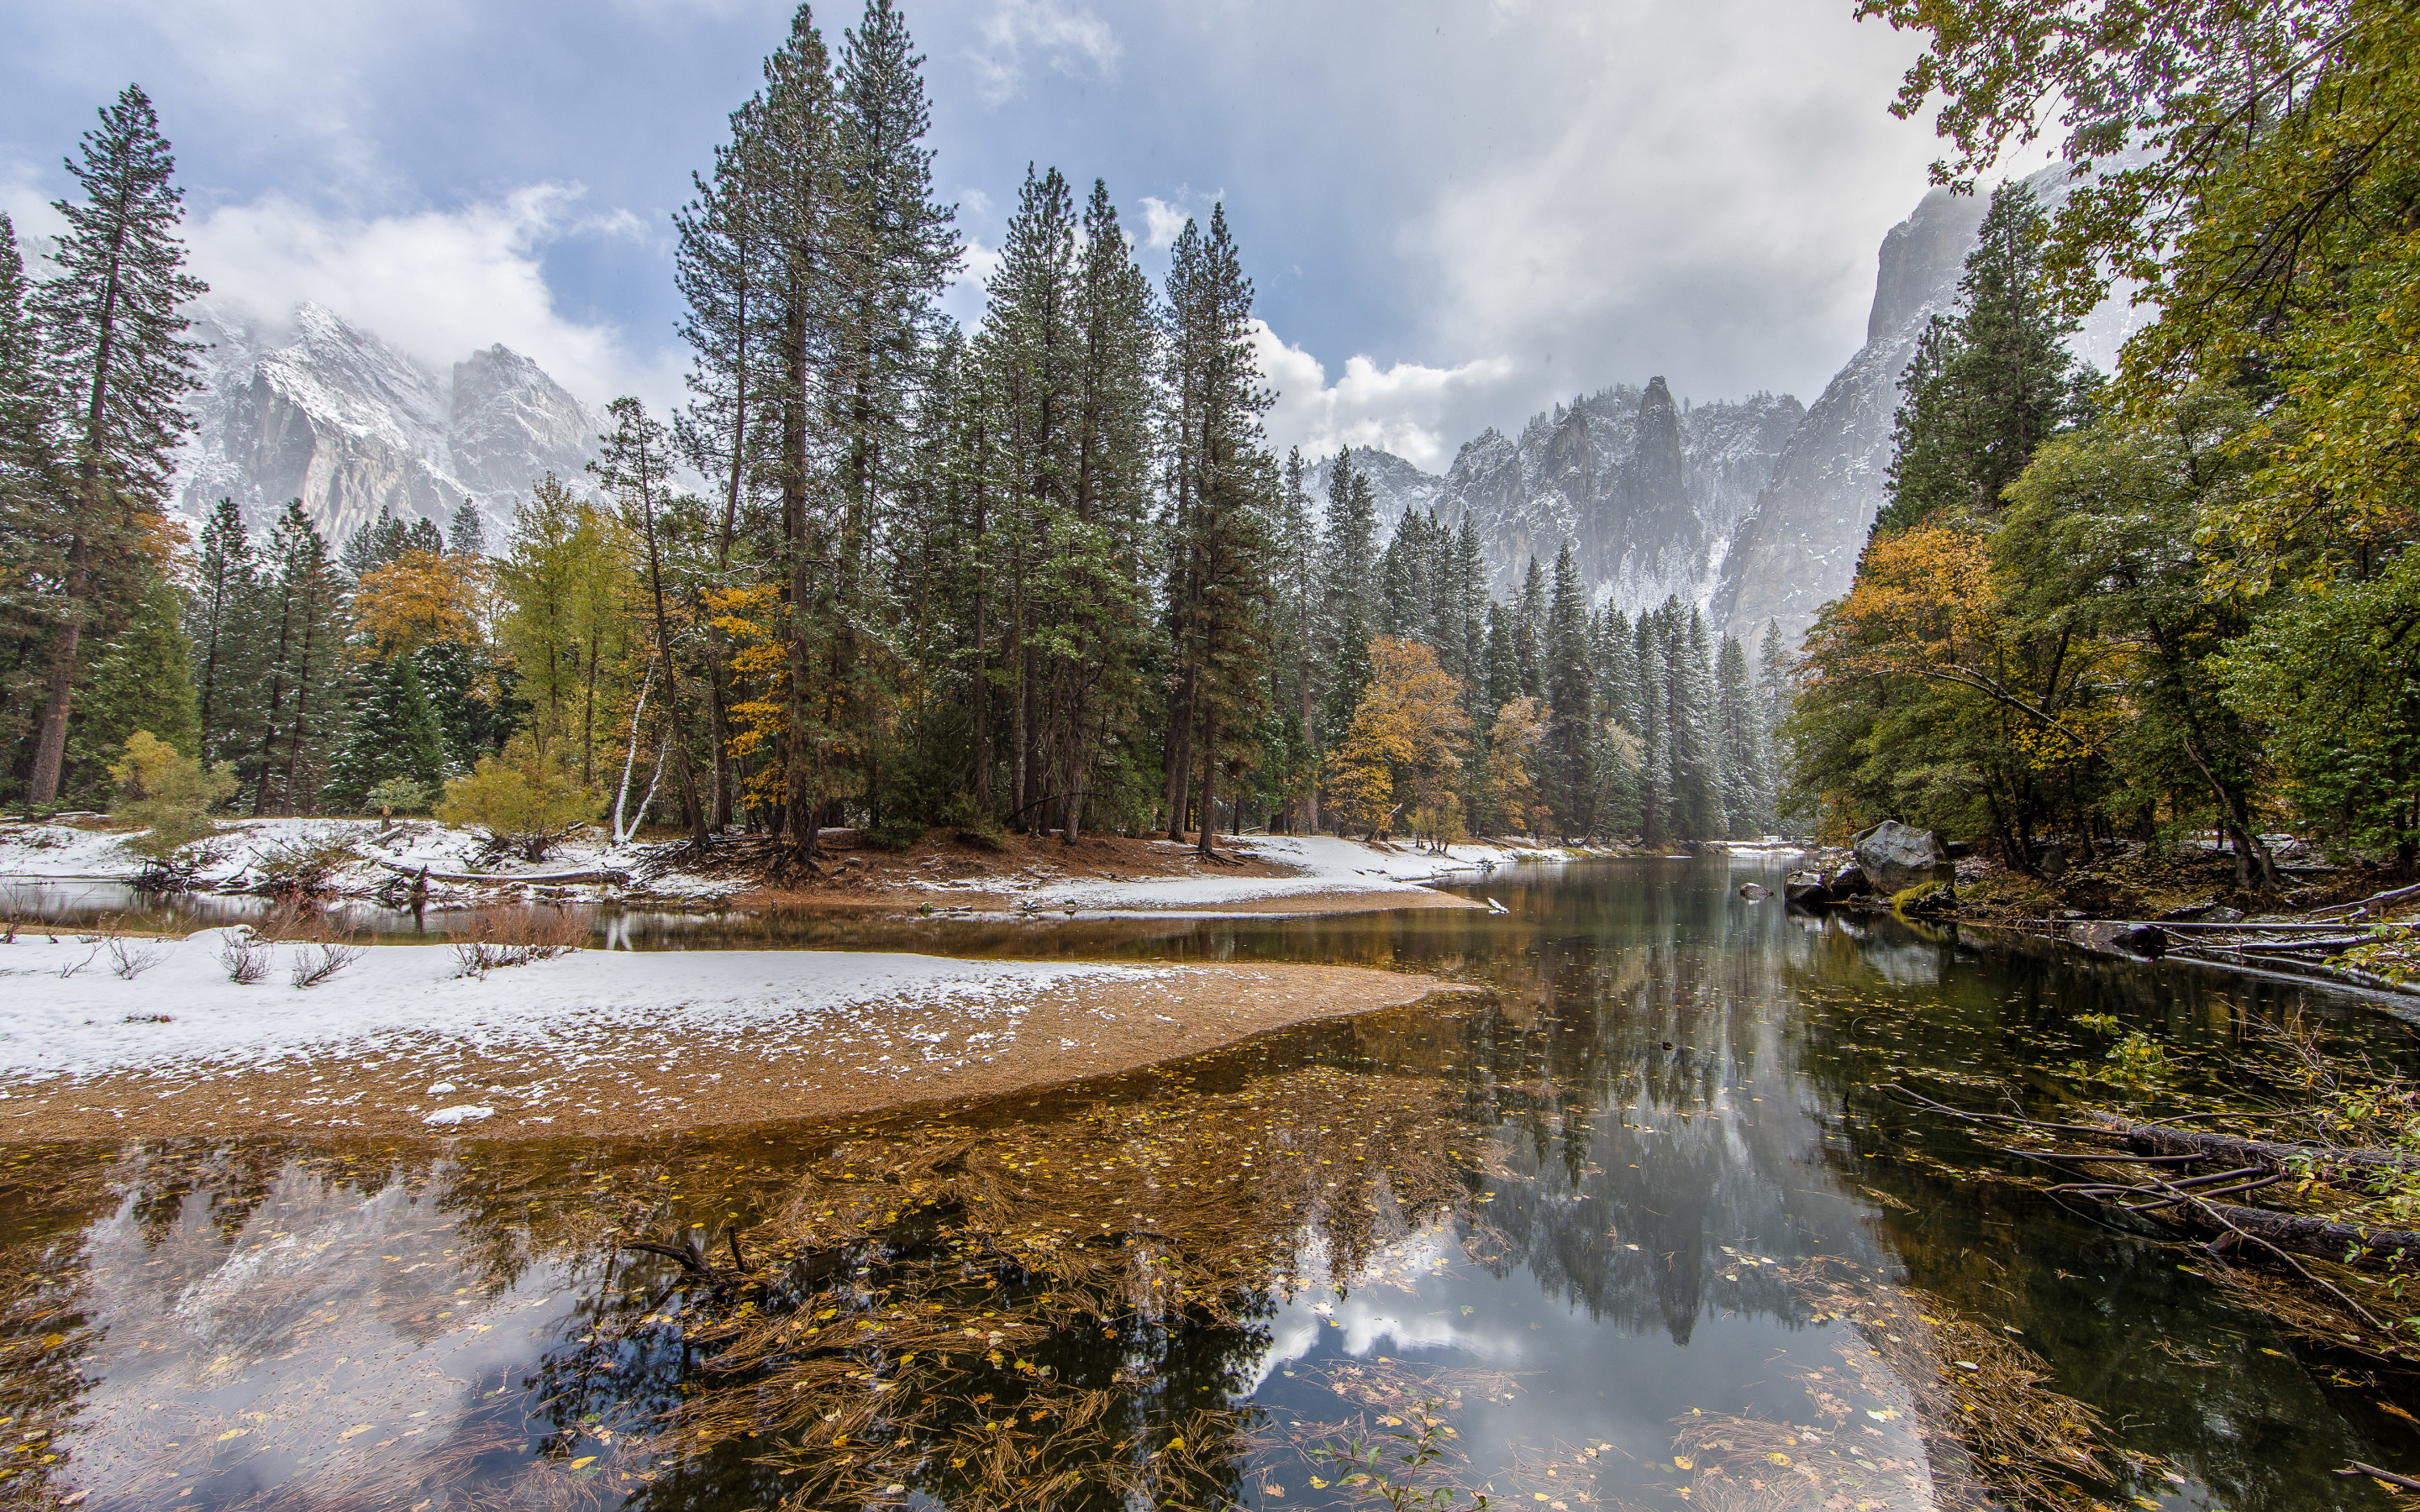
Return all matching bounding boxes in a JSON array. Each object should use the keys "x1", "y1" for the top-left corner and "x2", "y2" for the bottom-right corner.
[
  {"x1": 0, "y1": 963, "x2": 1487, "y2": 1144},
  {"x1": 1910, "y1": 910, "x2": 2420, "y2": 1020}
]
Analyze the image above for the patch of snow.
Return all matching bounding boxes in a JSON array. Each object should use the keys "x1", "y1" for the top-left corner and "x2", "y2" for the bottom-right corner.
[
  {"x1": 424, "y1": 1105, "x2": 493, "y2": 1126},
  {"x1": 0, "y1": 932, "x2": 1160, "y2": 1079},
  {"x1": 1018, "y1": 833, "x2": 1582, "y2": 913}
]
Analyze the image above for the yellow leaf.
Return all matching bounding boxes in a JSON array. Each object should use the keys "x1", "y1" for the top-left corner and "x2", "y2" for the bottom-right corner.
[
  {"x1": 339, "y1": 1425, "x2": 376, "y2": 1440},
  {"x1": 1675, "y1": 1456, "x2": 1694, "y2": 1470},
  {"x1": 216, "y1": 1429, "x2": 247, "y2": 1441},
  {"x1": 1165, "y1": 1438, "x2": 1184, "y2": 1453},
  {"x1": 571, "y1": 1457, "x2": 597, "y2": 1469},
  {"x1": 1768, "y1": 1452, "x2": 1792, "y2": 1466}
]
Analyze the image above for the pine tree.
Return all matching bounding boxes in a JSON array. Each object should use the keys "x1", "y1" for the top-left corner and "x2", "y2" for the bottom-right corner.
[
  {"x1": 448, "y1": 501, "x2": 488, "y2": 559},
  {"x1": 1315, "y1": 448, "x2": 1378, "y2": 784},
  {"x1": 186, "y1": 497, "x2": 258, "y2": 769},
  {"x1": 249, "y1": 502, "x2": 348, "y2": 815},
  {"x1": 1543, "y1": 543, "x2": 1595, "y2": 838},
  {"x1": 1049, "y1": 178, "x2": 1157, "y2": 840},
  {"x1": 0, "y1": 215, "x2": 66, "y2": 784},
  {"x1": 748, "y1": 3, "x2": 845, "y2": 856},
  {"x1": 64, "y1": 570, "x2": 199, "y2": 801},
  {"x1": 1713, "y1": 633, "x2": 1770, "y2": 838},
  {"x1": 1634, "y1": 612, "x2": 1670, "y2": 844},
  {"x1": 1481, "y1": 601, "x2": 1520, "y2": 717},
  {"x1": 1159, "y1": 204, "x2": 1273, "y2": 856},
  {"x1": 23, "y1": 85, "x2": 208, "y2": 806},
  {"x1": 1513, "y1": 558, "x2": 1545, "y2": 701},
  {"x1": 1662, "y1": 603, "x2": 1724, "y2": 841},
  {"x1": 324, "y1": 652, "x2": 445, "y2": 811},
  {"x1": 1876, "y1": 181, "x2": 2092, "y2": 538},
  {"x1": 1276, "y1": 446, "x2": 1319, "y2": 829}
]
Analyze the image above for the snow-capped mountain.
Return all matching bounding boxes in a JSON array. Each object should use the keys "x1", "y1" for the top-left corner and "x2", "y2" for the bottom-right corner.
[
  {"x1": 173, "y1": 302, "x2": 601, "y2": 546},
  {"x1": 1305, "y1": 167, "x2": 2119, "y2": 648}
]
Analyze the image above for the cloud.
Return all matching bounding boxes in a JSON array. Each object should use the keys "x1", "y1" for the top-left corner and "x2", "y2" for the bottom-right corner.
[
  {"x1": 970, "y1": 0, "x2": 1120, "y2": 104},
  {"x1": 1253, "y1": 319, "x2": 1517, "y2": 473},
  {"x1": 1137, "y1": 196, "x2": 1187, "y2": 250},
  {"x1": 1393, "y1": 0, "x2": 1938, "y2": 412},
  {"x1": 182, "y1": 185, "x2": 677, "y2": 410}
]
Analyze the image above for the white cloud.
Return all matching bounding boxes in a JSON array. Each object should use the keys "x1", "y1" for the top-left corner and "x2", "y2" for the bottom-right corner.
[
  {"x1": 1399, "y1": 0, "x2": 1938, "y2": 409},
  {"x1": 1137, "y1": 196, "x2": 1187, "y2": 250},
  {"x1": 970, "y1": 0, "x2": 1120, "y2": 104},
  {"x1": 182, "y1": 185, "x2": 677, "y2": 410},
  {"x1": 1252, "y1": 319, "x2": 1517, "y2": 473}
]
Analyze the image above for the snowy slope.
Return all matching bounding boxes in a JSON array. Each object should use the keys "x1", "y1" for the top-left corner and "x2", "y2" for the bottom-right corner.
[{"x1": 172, "y1": 302, "x2": 601, "y2": 546}]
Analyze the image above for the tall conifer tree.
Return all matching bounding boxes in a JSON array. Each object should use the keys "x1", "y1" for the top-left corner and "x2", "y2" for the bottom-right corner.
[{"x1": 23, "y1": 85, "x2": 207, "y2": 806}]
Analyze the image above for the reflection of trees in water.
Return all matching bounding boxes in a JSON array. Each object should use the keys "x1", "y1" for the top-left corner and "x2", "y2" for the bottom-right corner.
[{"x1": 1781, "y1": 917, "x2": 2414, "y2": 1512}]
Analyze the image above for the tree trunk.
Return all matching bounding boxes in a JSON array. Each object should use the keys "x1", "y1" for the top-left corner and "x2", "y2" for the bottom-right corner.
[
  {"x1": 22, "y1": 538, "x2": 87, "y2": 808},
  {"x1": 1195, "y1": 713, "x2": 1219, "y2": 859}
]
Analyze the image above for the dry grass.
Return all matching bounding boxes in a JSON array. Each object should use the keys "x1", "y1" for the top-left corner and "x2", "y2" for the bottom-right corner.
[{"x1": 451, "y1": 905, "x2": 588, "y2": 977}]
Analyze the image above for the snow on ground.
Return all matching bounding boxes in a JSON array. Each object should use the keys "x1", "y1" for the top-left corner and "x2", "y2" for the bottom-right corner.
[
  {"x1": 0, "y1": 816, "x2": 1611, "y2": 915},
  {"x1": 0, "y1": 929, "x2": 1157, "y2": 1083},
  {"x1": 1013, "y1": 833, "x2": 1570, "y2": 911},
  {"x1": 0, "y1": 816, "x2": 742, "y2": 904}
]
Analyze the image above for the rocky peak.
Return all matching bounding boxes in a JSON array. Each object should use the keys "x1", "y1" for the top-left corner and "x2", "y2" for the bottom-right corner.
[
  {"x1": 1866, "y1": 187, "x2": 1989, "y2": 344},
  {"x1": 173, "y1": 302, "x2": 602, "y2": 550},
  {"x1": 1628, "y1": 376, "x2": 1684, "y2": 504}
]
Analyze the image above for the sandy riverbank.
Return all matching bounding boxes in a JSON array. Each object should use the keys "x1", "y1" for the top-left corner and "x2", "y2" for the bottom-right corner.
[{"x1": 0, "y1": 932, "x2": 1465, "y2": 1140}]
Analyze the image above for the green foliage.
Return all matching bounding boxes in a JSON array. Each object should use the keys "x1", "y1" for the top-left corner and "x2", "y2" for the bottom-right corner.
[
  {"x1": 435, "y1": 735, "x2": 601, "y2": 862},
  {"x1": 366, "y1": 775, "x2": 431, "y2": 815},
  {"x1": 109, "y1": 729, "x2": 234, "y2": 863},
  {"x1": 2217, "y1": 545, "x2": 2420, "y2": 865},
  {"x1": 1875, "y1": 182, "x2": 2096, "y2": 538},
  {"x1": 324, "y1": 652, "x2": 446, "y2": 813},
  {"x1": 66, "y1": 570, "x2": 200, "y2": 802}
]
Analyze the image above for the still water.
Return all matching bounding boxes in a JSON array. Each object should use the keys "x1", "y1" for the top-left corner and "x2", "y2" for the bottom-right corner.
[{"x1": 1, "y1": 857, "x2": 2412, "y2": 1511}]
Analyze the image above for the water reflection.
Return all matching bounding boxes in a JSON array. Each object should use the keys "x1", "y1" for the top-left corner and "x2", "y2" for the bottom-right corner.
[{"x1": 0, "y1": 859, "x2": 2412, "y2": 1510}]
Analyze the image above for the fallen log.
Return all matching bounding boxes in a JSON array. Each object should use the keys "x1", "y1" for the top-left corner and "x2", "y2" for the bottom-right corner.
[
  {"x1": 2175, "y1": 1199, "x2": 2420, "y2": 1268},
  {"x1": 375, "y1": 859, "x2": 629, "y2": 887},
  {"x1": 2093, "y1": 1116, "x2": 2420, "y2": 1176}
]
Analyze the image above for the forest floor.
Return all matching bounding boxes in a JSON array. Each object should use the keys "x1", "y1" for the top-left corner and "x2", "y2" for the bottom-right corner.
[{"x1": 0, "y1": 929, "x2": 1470, "y2": 1140}]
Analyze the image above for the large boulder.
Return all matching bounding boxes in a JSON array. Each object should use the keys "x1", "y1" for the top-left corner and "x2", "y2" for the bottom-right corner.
[
  {"x1": 1852, "y1": 821, "x2": 1951, "y2": 895},
  {"x1": 1783, "y1": 870, "x2": 1833, "y2": 907},
  {"x1": 1829, "y1": 862, "x2": 1873, "y2": 897}
]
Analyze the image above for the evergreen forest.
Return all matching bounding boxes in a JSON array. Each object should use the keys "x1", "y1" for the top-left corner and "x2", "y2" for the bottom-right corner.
[{"x1": 0, "y1": 2, "x2": 1795, "y2": 857}]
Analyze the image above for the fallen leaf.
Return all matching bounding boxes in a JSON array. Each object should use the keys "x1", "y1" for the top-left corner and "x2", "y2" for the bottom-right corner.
[
  {"x1": 571, "y1": 1457, "x2": 597, "y2": 1469},
  {"x1": 339, "y1": 1424, "x2": 375, "y2": 1440}
]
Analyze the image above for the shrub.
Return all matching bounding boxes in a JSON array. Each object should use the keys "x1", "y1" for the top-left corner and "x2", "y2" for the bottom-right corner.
[
  {"x1": 366, "y1": 775, "x2": 432, "y2": 816},
  {"x1": 435, "y1": 735, "x2": 600, "y2": 863},
  {"x1": 109, "y1": 731, "x2": 236, "y2": 864},
  {"x1": 451, "y1": 905, "x2": 586, "y2": 976},
  {"x1": 252, "y1": 831, "x2": 365, "y2": 899}
]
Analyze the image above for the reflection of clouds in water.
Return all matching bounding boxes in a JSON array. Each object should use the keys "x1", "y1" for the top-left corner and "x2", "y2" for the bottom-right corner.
[
  {"x1": 61, "y1": 1158, "x2": 578, "y2": 1506},
  {"x1": 1856, "y1": 939, "x2": 1942, "y2": 987},
  {"x1": 1244, "y1": 1221, "x2": 1519, "y2": 1393}
]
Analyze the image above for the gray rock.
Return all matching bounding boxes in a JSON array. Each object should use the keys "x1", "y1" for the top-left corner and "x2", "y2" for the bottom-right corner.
[
  {"x1": 1828, "y1": 862, "x2": 1871, "y2": 896},
  {"x1": 1852, "y1": 821, "x2": 1950, "y2": 895},
  {"x1": 173, "y1": 301, "x2": 602, "y2": 549},
  {"x1": 1783, "y1": 870, "x2": 1833, "y2": 907},
  {"x1": 2111, "y1": 924, "x2": 2168, "y2": 958},
  {"x1": 1738, "y1": 882, "x2": 1772, "y2": 901}
]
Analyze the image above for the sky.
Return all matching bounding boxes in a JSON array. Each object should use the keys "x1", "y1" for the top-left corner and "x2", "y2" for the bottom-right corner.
[{"x1": 1, "y1": 0, "x2": 1957, "y2": 474}]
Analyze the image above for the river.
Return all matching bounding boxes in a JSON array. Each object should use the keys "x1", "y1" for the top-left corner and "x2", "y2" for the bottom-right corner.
[{"x1": 0, "y1": 855, "x2": 2407, "y2": 1510}]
